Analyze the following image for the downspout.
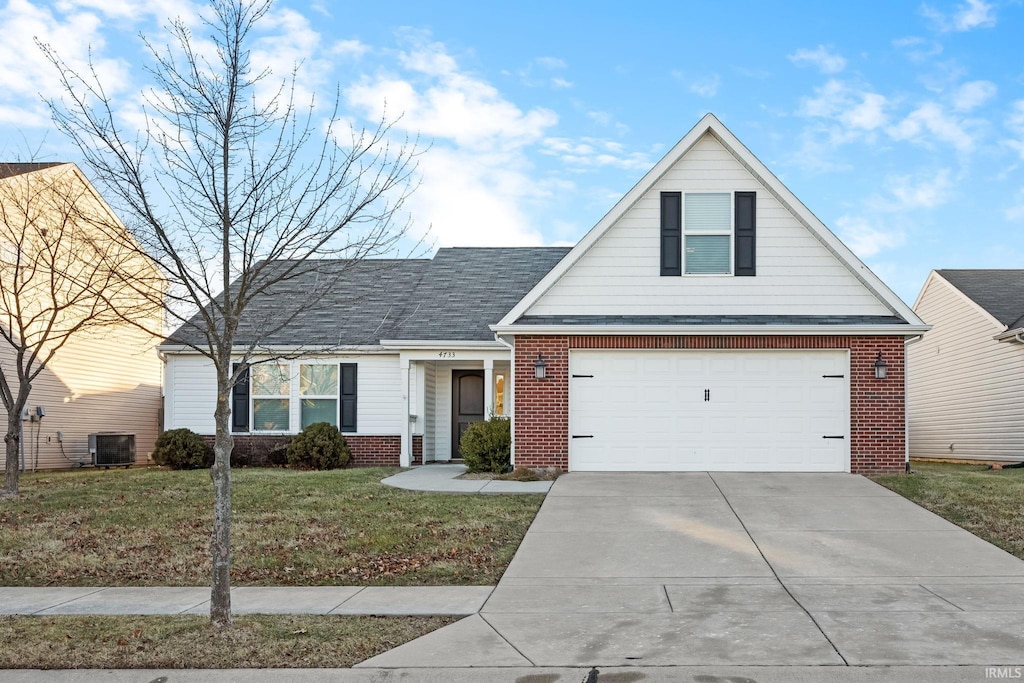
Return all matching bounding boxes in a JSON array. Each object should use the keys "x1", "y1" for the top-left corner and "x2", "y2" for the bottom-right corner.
[
  {"x1": 904, "y1": 335, "x2": 924, "y2": 473},
  {"x1": 494, "y1": 333, "x2": 515, "y2": 467}
]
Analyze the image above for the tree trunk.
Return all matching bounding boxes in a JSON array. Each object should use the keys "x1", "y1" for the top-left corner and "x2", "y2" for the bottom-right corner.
[
  {"x1": 3, "y1": 405, "x2": 23, "y2": 495},
  {"x1": 209, "y1": 378, "x2": 233, "y2": 627}
]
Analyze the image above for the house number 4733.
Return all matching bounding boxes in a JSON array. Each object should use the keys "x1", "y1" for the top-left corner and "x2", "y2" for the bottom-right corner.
[{"x1": 437, "y1": 351, "x2": 456, "y2": 359}]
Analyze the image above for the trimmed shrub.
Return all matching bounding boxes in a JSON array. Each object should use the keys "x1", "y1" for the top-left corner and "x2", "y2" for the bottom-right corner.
[
  {"x1": 152, "y1": 428, "x2": 213, "y2": 470},
  {"x1": 287, "y1": 422, "x2": 351, "y2": 470},
  {"x1": 460, "y1": 417, "x2": 511, "y2": 473}
]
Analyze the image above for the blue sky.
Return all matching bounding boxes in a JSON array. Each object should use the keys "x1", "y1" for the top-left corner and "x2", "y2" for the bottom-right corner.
[{"x1": 1, "y1": 0, "x2": 1022, "y2": 303}]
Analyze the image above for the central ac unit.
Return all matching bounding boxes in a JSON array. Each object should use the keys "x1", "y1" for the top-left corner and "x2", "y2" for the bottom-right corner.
[{"x1": 89, "y1": 433, "x2": 136, "y2": 468}]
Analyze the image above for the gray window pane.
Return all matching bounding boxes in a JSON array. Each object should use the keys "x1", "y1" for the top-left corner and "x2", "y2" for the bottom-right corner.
[
  {"x1": 253, "y1": 399, "x2": 290, "y2": 431},
  {"x1": 252, "y1": 364, "x2": 290, "y2": 396},
  {"x1": 685, "y1": 193, "x2": 731, "y2": 232},
  {"x1": 685, "y1": 235, "x2": 731, "y2": 274},
  {"x1": 301, "y1": 398, "x2": 337, "y2": 429},
  {"x1": 300, "y1": 365, "x2": 338, "y2": 396}
]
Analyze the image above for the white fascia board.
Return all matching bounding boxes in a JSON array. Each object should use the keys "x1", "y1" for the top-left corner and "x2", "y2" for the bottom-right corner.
[
  {"x1": 156, "y1": 344, "x2": 392, "y2": 355},
  {"x1": 379, "y1": 339, "x2": 507, "y2": 350},
  {"x1": 490, "y1": 324, "x2": 931, "y2": 337},
  {"x1": 497, "y1": 112, "x2": 924, "y2": 327}
]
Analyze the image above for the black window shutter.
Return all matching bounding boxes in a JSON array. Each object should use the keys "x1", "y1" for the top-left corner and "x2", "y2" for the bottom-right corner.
[
  {"x1": 340, "y1": 363, "x2": 357, "y2": 433},
  {"x1": 231, "y1": 363, "x2": 249, "y2": 433},
  {"x1": 734, "y1": 192, "x2": 756, "y2": 277},
  {"x1": 660, "y1": 192, "x2": 682, "y2": 276}
]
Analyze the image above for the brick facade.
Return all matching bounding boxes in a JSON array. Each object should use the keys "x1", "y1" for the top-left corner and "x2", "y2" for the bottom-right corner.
[
  {"x1": 223, "y1": 433, "x2": 411, "y2": 468},
  {"x1": 513, "y1": 335, "x2": 906, "y2": 475}
]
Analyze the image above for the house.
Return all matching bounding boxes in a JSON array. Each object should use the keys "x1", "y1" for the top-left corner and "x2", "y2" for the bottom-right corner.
[
  {"x1": 160, "y1": 114, "x2": 928, "y2": 474},
  {"x1": 909, "y1": 270, "x2": 1024, "y2": 463},
  {"x1": 0, "y1": 162, "x2": 164, "y2": 470}
]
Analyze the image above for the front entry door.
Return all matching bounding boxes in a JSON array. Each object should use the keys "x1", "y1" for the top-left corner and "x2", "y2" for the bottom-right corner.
[{"x1": 452, "y1": 370, "x2": 485, "y2": 458}]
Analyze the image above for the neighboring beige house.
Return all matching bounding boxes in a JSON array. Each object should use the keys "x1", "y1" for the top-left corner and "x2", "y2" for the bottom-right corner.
[
  {"x1": 910, "y1": 269, "x2": 1024, "y2": 463},
  {"x1": 0, "y1": 162, "x2": 163, "y2": 471}
]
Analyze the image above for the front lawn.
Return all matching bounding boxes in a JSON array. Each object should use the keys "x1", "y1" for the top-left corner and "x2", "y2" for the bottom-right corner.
[
  {"x1": 873, "y1": 461, "x2": 1024, "y2": 561},
  {"x1": 0, "y1": 467, "x2": 543, "y2": 586},
  {"x1": 0, "y1": 614, "x2": 455, "y2": 669}
]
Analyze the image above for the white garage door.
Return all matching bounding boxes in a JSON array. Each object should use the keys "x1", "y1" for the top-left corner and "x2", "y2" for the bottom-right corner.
[{"x1": 569, "y1": 350, "x2": 849, "y2": 472}]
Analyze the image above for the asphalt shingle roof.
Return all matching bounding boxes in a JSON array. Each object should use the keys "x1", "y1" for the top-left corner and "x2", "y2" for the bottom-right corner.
[
  {"x1": 165, "y1": 247, "x2": 571, "y2": 347},
  {"x1": 0, "y1": 162, "x2": 66, "y2": 179},
  {"x1": 937, "y1": 269, "x2": 1024, "y2": 329}
]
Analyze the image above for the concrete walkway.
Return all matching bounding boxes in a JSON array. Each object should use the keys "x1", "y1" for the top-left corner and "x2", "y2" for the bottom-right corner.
[
  {"x1": 0, "y1": 585, "x2": 493, "y2": 616},
  {"x1": 381, "y1": 463, "x2": 553, "y2": 493},
  {"x1": 363, "y1": 472, "x2": 1024, "y2": 668}
]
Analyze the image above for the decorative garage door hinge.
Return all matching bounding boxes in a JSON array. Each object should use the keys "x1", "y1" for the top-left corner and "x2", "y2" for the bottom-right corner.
[
  {"x1": 822, "y1": 374, "x2": 845, "y2": 378},
  {"x1": 822, "y1": 435, "x2": 846, "y2": 439},
  {"x1": 572, "y1": 374, "x2": 594, "y2": 378},
  {"x1": 572, "y1": 434, "x2": 594, "y2": 439}
]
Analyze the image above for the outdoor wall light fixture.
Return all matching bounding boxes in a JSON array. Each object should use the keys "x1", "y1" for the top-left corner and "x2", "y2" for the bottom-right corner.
[
  {"x1": 534, "y1": 353, "x2": 547, "y2": 380},
  {"x1": 874, "y1": 351, "x2": 888, "y2": 379}
]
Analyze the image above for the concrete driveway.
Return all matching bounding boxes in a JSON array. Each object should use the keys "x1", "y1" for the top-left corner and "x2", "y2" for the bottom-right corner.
[{"x1": 362, "y1": 472, "x2": 1024, "y2": 668}]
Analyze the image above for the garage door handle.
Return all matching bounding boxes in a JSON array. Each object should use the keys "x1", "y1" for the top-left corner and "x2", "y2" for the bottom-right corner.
[
  {"x1": 572, "y1": 434, "x2": 594, "y2": 439},
  {"x1": 822, "y1": 435, "x2": 845, "y2": 439}
]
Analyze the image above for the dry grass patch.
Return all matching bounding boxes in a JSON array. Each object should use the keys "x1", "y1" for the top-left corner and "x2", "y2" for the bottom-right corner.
[
  {"x1": 0, "y1": 614, "x2": 455, "y2": 669},
  {"x1": 873, "y1": 461, "x2": 1024, "y2": 560},
  {"x1": 0, "y1": 467, "x2": 543, "y2": 586}
]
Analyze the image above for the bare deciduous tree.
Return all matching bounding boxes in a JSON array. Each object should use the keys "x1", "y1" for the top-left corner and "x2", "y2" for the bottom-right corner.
[
  {"x1": 41, "y1": 0, "x2": 418, "y2": 627},
  {"x1": 0, "y1": 162, "x2": 160, "y2": 495}
]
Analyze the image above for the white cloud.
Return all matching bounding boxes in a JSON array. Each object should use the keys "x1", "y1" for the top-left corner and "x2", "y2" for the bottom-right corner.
[
  {"x1": 800, "y1": 80, "x2": 888, "y2": 131},
  {"x1": 332, "y1": 39, "x2": 369, "y2": 59},
  {"x1": 788, "y1": 45, "x2": 847, "y2": 74},
  {"x1": 0, "y1": 0, "x2": 135, "y2": 126},
  {"x1": 345, "y1": 37, "x2": 560, "y2": 246},
  {"x1": 887, "y1": 102, "x2": 974, "y2": 152},
  {"x1": 689, "y1": 74, "x2": 720, "y2": 98},
  {"x1": 921, "y1": 0, "x2": 996, "y2": 32},
  {"x1": 516, "y1": 56, "x2": 573, "y2": 89},
  {"x1": 888, "y1": 169, "x2": 954, "y2": 209},
  {"x1": 835, "y1": 215, "x2": 905, "y2": 257},
  {"x1": 892, "y1": 36, "x2": 943, "y2": 62},
  {"x1": 952, "y1": 80, "x2": 997, "y2": 111},
  {"x1": 1005, "y1": 202, "x2": 1024, "y2": 221},
  {"x1": 541, "y1": 137, "x2": 652, "y2": 171},
  {"x1": 1005, "y1": 100, "x2": 1024, "y2": 160}
]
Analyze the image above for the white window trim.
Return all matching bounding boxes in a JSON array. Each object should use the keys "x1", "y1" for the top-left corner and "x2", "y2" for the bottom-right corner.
[
  {"x1": 682, "y1": 191, "x2": 734, "y2": 276},
  {"x1": 299, "y1": 361, "x2": 340, "y2": 429},
  {"x1": 250, "y1": 362, "x2": 292, "y2": 434}
]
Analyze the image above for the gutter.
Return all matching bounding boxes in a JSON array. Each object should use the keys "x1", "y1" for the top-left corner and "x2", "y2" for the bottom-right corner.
[
  {"x1": 993, "y1": 328, "x2": 1024, "y2": 344},
  {"x1": 490, "y1": 324, "x2": 931, "y2": 337}
]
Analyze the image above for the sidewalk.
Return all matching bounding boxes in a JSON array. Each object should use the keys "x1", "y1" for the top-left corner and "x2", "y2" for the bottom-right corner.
[
  {"x1": 0, "y1": 585, "x2": 493, "y2": 616},
  {"x1": 381, "y1": 463, "x2": 553, "y2": 494}
]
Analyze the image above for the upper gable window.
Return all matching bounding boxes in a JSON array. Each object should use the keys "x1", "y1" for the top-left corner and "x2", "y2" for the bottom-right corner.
[
  {"x1": 660, "y1": 191, "x2": 756, "y2": 277},
  {"x1": 684, "y1": 193, "x2": 731, "y2": 274}
]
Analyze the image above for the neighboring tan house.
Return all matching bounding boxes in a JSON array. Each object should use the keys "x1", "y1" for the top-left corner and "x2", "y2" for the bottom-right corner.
[
  {"x1": 0, "y1": 162, "x2": 163, "y2": 470},
  {"x1": 910, "y1": 269, "x2": 1024, "y2": 463},
  {"x1": 161, "y1": 113, "x2": 929, "y2": 475}
]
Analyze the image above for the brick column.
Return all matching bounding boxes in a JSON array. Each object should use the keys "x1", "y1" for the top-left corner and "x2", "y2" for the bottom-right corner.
[
  {"x1": 849, "y1": 337, "x2": 906, "y2": 475},
  {"x1": 513, "y1": 335, "x2": 570, "y2": 470}
]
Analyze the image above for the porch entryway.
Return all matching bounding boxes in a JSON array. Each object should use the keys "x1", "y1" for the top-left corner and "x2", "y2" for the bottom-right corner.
[{"x1": 390, "y1": 343, "x2": 512, "y2": 467}]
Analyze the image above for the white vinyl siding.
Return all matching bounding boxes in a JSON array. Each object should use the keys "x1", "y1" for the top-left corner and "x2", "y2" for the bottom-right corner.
[
  {"x1": 527, "y1": 132, "x2": 893, "y2": 317},
  {"x1": 164, "y1": 353, "x2": 403, "y2": 436},
  {"x1": 422, "y1": 362, "x2": 436, "y2": 461},
  {"x1": 909, "y1": 276, "x2": 1024, "y2": 462}
]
